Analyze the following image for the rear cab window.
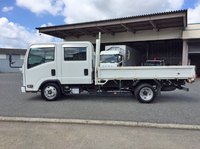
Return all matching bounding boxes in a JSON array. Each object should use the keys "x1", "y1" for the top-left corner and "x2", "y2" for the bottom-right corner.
[{"x1": 64, "y1": 47, "x2": 87, "y2": 61}]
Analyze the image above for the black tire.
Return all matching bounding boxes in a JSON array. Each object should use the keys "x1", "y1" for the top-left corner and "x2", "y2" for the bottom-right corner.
[
  {"x1": 41, "y1": 83, "x2": 61, "y2": 101},
  {"x1": 134, "y1": 83, "x2": 156, "y2": 103}
]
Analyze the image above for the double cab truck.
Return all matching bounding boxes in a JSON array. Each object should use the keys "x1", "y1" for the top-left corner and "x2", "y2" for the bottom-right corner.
[
  {"x1": 100, "y1": 45, "x2": 142, "y2": 67},
  {"x1": 14, "y1": 34, "x2": 196, "y2": 103}
]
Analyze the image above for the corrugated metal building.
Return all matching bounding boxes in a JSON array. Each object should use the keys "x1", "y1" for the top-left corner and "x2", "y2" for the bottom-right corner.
[
  {"x1": 1, "y1": 10, "x2": 200, "y2": 75},
  {"x1": 36, "y1": 10, "x2": 200, "y2": 76},
  {"x1": 0, "y1": 48, "x2": 26, "y2": 73}
]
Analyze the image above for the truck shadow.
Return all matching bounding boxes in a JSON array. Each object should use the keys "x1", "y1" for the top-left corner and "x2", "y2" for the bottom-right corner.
[
  {"x1": 59, "y1": 94, "x2": 136, "y2": 102},
  {"x1": 28, "y1": 93, "x2": 200, "y2": 104},
  {"x1": 28, "y1": 93, "x2": 137, "y2": 102}
]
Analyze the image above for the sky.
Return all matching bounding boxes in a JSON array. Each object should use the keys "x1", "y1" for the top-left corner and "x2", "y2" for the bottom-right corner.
[{"x1": 0, "y1": 0, "x2": 200, "y2": 49}]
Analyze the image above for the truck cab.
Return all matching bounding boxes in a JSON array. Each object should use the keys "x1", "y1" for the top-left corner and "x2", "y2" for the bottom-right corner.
[
  {"x1": 100, "y1": 51, "x2": 123, "y2": 67},
  {"x1": 21, "y1": 42, "x2": 95, "y2": 94},
  {"x1": 100, "y1": 45, "x2": 142, "y2": 67},
  {"x1": 100, "y1": 45, "x2": 125, "y2": 67}
]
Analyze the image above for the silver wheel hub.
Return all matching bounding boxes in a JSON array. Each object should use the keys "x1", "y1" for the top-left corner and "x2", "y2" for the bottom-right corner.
[
  {"x1": 139, "y1": 87, "x2": 153, "y2": 101},
  {"x1": 44, "y1": 86, "x2": 57, "y2": 100}
]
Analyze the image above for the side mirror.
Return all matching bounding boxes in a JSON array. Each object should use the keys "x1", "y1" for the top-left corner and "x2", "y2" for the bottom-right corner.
[{"x1": 118, "y1": 55, "x2": 122, "y2": 62}]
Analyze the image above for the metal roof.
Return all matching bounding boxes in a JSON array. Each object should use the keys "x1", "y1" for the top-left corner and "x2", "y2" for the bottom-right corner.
[
  {"x1": 0, "y1": 48, "x2": 26, "y2": 55},
  {"x1": 36, "y1": 10, "x2": 187, "y2": 39}
]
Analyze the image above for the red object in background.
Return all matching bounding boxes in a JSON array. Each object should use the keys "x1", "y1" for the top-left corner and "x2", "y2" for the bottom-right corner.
[
  {"x1": 196, "y1": 74, "x2": 198, "y2": 78},
  {"x1": 154, "y1": 58, "x2": 156, "y2": 60}
]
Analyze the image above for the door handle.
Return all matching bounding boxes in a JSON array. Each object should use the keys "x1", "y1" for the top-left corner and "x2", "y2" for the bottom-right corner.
[
  {"x1": 51, "y1": 69, "x2": 56, "y2": 76},
  {"x1": 84, "y1": 69, "x2": 88, "y2": 76}
]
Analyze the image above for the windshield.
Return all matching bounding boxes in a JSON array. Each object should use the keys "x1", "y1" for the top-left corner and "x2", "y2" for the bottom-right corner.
[
  {"x1": 146, "y1": 61, "x2": 162, "y2": 66},
  {"x1": 100, "y1": 54, "x2": 118, "y2": 63}
]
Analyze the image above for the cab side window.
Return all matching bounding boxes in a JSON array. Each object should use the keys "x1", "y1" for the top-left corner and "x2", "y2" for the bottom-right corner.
[
  {"x1": 28, "y1": 47, "x2": 55, "y2": 69},
  {"x1": 64, "y1": 47, "x2": 86, "y2": 61}
]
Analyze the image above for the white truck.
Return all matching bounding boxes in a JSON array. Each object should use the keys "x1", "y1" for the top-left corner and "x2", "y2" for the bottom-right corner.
[
  {"x1": 13, "y1": 34, "x2": 196, "y2": 103},
  {"x1": 100, "y1": 45, "x2": 142, "y2": 67}
]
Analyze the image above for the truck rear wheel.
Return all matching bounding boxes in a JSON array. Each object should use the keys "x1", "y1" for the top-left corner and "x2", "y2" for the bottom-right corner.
[
  {"x1": 134, "y1": 83, "x2": 156, "y2": 103},
  {"x1": 41, "y1": 83, "x2": 61, "y2": 101}
]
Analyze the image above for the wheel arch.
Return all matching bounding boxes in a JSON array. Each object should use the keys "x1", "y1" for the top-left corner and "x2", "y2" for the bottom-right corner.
[
  {"x1": 133, "y1": 80, "x2": 159, "y2": 88},
  {"x1": 133, "y1": 79, "x2": 161, "y2": 96},
  {"x1": 39, "y1": 80, "x2": 64, "y2": 93}
]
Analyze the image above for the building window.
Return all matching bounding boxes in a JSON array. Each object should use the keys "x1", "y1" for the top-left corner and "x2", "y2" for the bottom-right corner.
[
  {"x1": 64, "y1": 47, "x2": 86, "y2": 61},
  {"x1": 0, "y1": 54, "x2": 6, "y2": 59}
]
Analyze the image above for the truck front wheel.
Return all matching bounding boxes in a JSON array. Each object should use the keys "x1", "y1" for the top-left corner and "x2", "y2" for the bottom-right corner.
[
  {"x1": 134, "y1": 83, "x2": 156, "y2": 103},
  {"x1": 41, "y1": 83, "x2": 61, "y2": 101}
]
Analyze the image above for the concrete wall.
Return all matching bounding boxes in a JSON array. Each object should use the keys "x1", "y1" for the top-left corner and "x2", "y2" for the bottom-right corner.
[
  {"x1": 64, "y1": 27, "x2": 183, "y2": 44},
  {"x1": 183, "y1": 24, "x2": 200, "y2": 40}
]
